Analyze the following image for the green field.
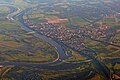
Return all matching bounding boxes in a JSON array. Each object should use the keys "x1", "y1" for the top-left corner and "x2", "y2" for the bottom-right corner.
[{"x1": 0, "y1": 5, "x2": 57, "y2": 63}]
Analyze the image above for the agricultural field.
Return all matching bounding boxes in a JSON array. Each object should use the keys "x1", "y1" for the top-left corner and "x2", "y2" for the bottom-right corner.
[
  {"x1": 0, "y1": 3, "x2": 57, "y2": 63},
  {"x1": 0, "y1": 0, "x2": 120, "y2": 80},
  {"x1": 65, "y1": 50, "x2": 87, "y2": 62},
  {"x1": 0, "y1": 63, "x2": 91, "y2": 80},
  {"x1": 0, "y1": 0, "x2": 13, "y2": 4}
]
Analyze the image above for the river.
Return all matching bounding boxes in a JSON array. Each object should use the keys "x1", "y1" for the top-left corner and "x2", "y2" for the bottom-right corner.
[
  {"x1": 0, "y1": 4, "x2": 71, "y2": 64},
  {"x1": 0, "y1": 3, "x2": 112, "y2": 80}
]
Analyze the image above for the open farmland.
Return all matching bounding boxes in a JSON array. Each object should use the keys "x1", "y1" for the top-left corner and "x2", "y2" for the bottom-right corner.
[{"x1": 0, "y1": 0, "x2": 120, "y2": 80}]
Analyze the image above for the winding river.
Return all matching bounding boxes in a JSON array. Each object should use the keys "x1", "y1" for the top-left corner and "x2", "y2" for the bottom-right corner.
[
  {"x1": 0, "y1": 4, "x2": 70, "y2": 65},
  {"x1": 0, "y1": 3, "x2": 112, "y2": 80}
]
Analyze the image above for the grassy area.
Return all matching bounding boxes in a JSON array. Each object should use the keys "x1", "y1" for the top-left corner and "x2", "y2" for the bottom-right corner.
[
  {"x1": 1, "y1": 51, "x2": 54, "y2": 62},
  {"x1": 0, "y1": 34, "x2": 13, "y2": 41},
  {"x1": 94, "y1": 44, "x2": 120, "y2": 58},
  {"x1": 2, "y1": 63, "x2": 90, "y2": 80},
  {"x1": 85, "y1": 39, "x2": 100, "y2": 47},
  {"x1": 0, "y1": 21, "x2": 20, "y2": 31},
  {"x1": 25, "y1": 9, "x2": 60, "y2": 24},
  {"x1": 0, "y1": 5, "x2": 57, "y2": 63},
  {"x1": 0, "y1": 41, "x2": 21, "y2": 48},
  {"x1": 65, "y1": 50, "x2": 87, "y2": 62},
  {"x1": 45, "y1": 11, "x2": 60, "y2": 15},
  {"x1": 0, "y1": 0, "x2": 13, "y2": 4},
  {"x1": 102, "y1": 18, "x2": 115, "y2": 23},
  {"x1": 75, "y1": 21, "x2": 89, "y2": 26},
  {"x1": 13, "y1": 0, "x2": 32, "y2": 9},
  {"x1": 0, "y1": 6, "x2": 10, "y2": 14},
  {"x1": 0, "y1": 0, "x2": 36, "y2": 9},
  {"x1": 69, "y1": 17, "x2": 89, "y2": 26},
  {"x1": 115, "y1": 64, "x2": 120, "y2": 69},
  {"x1": 0, "y1": 35, "x2": 57, "y2": 63},
  {"x1": 84, "y1": 39, "x2": 120, "y2": 59}
]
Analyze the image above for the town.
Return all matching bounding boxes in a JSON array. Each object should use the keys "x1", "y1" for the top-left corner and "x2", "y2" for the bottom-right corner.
[{"x1": 24, "y1": 17, "x2": 119, "y2": 53}]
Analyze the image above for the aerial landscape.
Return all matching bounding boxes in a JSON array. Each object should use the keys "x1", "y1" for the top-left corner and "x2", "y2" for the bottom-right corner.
[{"x1": 0, "y1": 0, "x2": 120, "y2": 80}]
